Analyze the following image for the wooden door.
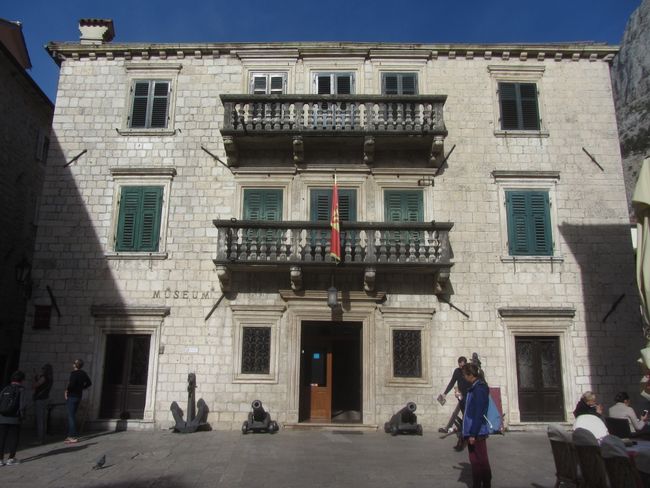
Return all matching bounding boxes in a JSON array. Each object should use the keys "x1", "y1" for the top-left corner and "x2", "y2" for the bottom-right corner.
[
  {"x1": 307, "y1": 347, "x2": 332, "y2": 421},
  {"x1": 515, "y1": 336, "x2": 564, "y2": 421},
  {"x1": 100, "y1": 334, "x2": 151, "y2": 419}
]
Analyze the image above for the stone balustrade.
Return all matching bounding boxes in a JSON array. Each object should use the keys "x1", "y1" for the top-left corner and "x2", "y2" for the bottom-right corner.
[{"x1": 220, "y1": 95, "x2": 447, "y2": 134}]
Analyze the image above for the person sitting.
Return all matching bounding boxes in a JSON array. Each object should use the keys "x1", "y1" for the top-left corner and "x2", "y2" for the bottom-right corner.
[
  {"x1": 573, "y1": 391, "x2": 603, "y2": 418},
  {"x1": 609, "y1": 391, "x2": 650, "y2": 434},
  {"x1": 573, "y1": 391, "x2": 608, "y2": 443}
]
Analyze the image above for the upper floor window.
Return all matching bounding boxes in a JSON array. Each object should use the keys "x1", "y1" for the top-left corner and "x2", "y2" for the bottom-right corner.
[
  {"x1": 243, "y1": 189, "x2": 283, "y2": 221},
  {"x1": 382, "y1": 73, "x2": 418, "y2": 95},
  {"x1": 384, "y1": 190, "x2": 423, "y2": 223},
  {"x1": 505, "y1": 190, "x2": 552, "y2": 256},
  {"x1": 314, "y1": 73, "x2": 354, "y2": 94},
  {"x1": 498, "y1": 82, "x2": 540, "y2": 131},
  {"x1": 128, "y1": 80, "x2": 171, "y2": 129},
  {"x1": 250, "y1": 73, "x2": 286, "y2": 95},
  {"x1": 310, "y1": 188, "x2": 357, "y2": 222},
  {"x1": 115, "y1": 186, "x2": 164, "y2": 252}
]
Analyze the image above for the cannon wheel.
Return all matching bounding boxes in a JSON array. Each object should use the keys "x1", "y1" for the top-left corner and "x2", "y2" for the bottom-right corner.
[
  {"x1": 416, "y1": 424, "x2": 423, "y2": 436},
  {"x1": 384, "y1": 422, "x2": 391, "y2": 433},
  {"x1": 390, "y1": 424, "x2": 399, "y2": 436},
  {"x1": 270, "y1": 421, "x2": 279, "y2": 433},
  {"x1": 241, "y1": 421, "x2": 249, "y2": 434}
]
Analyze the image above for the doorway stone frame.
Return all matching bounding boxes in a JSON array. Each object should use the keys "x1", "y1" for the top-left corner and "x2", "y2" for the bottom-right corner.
[
  {"x1": 89, "y1": 305, "x2": 169, "y2": 430},
  {"x1": 498, "y1": 307, "x2": 576, "y2": 425},
  {"x1": 280, "y1": 290, "x2": 383, "y2": 425}
]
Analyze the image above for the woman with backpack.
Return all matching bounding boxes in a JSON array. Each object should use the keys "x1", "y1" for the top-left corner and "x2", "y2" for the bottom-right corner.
[{"x1": 0, "y1": 371, "x2": 27, "y2": 466}]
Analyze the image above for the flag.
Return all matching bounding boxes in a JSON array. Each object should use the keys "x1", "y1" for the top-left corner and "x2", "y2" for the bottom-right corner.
[{"x1": 330, "y1": 175, "x2": 341, "y2": 263}]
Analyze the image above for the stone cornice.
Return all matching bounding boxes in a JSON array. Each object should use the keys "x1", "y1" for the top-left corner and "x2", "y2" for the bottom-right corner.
[
  {"x1": 498, "y1": 307, "x2": 576, "y2": 318},
  {"x1": 46, "y1": 41, "x2": 619, "y2": 66}
]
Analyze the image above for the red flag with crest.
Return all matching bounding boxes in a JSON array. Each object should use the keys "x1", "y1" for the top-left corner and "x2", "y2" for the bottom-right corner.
[{"x1": 330, "y1": 175, "x2": 341, "y2": 263}]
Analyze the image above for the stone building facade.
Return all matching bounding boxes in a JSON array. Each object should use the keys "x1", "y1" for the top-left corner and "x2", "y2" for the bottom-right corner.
[
  {"x1": 0, "y1": 19, "x2": 54, "y2": 384},
  {"x1": 20, "y1": 19, "x2": 642, "y2": 431}
]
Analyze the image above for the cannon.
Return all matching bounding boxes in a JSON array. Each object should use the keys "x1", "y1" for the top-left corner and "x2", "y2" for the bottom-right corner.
[
  {"x1": 384, "y1": 402, "x2": 423, "y2": 436},
  {"x1": 242, "y1": 400, "x2": 279, "y2": 434}
]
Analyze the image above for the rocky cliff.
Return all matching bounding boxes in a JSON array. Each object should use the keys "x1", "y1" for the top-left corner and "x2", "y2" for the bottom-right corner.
[{"x1": 612, "y1": 0, "x2": 650, "y2": 219}]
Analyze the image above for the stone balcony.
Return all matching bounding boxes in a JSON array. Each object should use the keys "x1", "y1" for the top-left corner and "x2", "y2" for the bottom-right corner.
[
  {"x1": 219, "y1": 95, "x2": 448, "y2": 167},
  {"x1": 213, "y1": 219, "x2": 453, "y2": 293}
]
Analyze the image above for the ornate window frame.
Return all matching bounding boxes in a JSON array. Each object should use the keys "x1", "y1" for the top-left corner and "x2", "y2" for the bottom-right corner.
[{"x1": 232, "y1": 304, "x2": 285, "y2": 383}]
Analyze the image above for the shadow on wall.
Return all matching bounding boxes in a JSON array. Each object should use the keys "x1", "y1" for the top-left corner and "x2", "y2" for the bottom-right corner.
[{"x1": 559, "y1": 222, "x2": 644, "y2": 405}]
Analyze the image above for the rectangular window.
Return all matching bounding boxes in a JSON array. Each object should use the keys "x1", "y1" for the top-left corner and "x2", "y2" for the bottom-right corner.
[
  {"x1": 506, "y1": 190, "x2": 552, "y2": 256},
  {"x1": 314, "y1": 73, "x2": 354, "y2": 94},
  {"x1": 498, "y1": 82, "x2": 540, "y2": 131},
  {"x1": 250, "y1": 73, "x2": 286, "y2": 95},
  {"x1": 115, "y1": 186, "x2": 164, "y2": 252},
  {"x1": 33, "y1": 305, "x2": 52, "y2": 330},
  {"x1": 243, "y1": 189, "x2": 283, "y2": 221},
  {"x1": 241, "y1": 326, "x2": 271, "y2": 374},
  {"x1": 310, "y1": 188, "x2": 357, "y2": 222},
  {"x1": 382, "y1": 73, "x2": 418, "y2": 95},
  {"x1": 392, "y1": 329, "x2": 422, "y2": 378},
  {"x1": 384, "y1": 190, "x2": 423, "y2": 242},
  {"x1": 129, "y1": 80, "x2": 171, "y2": 129}
]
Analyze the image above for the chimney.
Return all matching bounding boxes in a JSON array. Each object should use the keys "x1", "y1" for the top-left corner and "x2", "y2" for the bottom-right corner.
[{"x1": 78, "y1": 18, "x2": 115, "y2": 45}]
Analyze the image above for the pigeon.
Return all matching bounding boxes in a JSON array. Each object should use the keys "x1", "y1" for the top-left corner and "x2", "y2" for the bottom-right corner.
[{"x1": 92, "y1": 454, "x2": 106, "y2": 470}]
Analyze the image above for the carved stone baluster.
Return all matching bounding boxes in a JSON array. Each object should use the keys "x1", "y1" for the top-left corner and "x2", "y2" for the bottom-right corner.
[
  {"x1": 405, "y1": 103, "x2": 413, "y2": 130},
  {"x1": 396, "y1": 102, "x2": 404, "y2": 131},
  {"x1": 423, "y1": 103, "x2": 432, "y2": 131},
  {"x1": 306, "y1": 102, "x2": 315, "y2": 130},
  {"x1": 279, "y1": 228, "x2": 288, "y2": 261},
  {"x1": 353, "y1": 103, "x2": 361, "y2": 129},
  {"x1": 378, "y1": 230, "x2": 388, "y2": 263},
  {"x1": 354, "y1": 231, "x2": 363, "y2": 262},
  {"x1": 389, "y1": 234, "x2": 398, "y2": 263},
  {"x1": 248, "y1": 231, "x2": 258, "y2": 261},
  {"x1": 413, "y1": 103, "x2": 422, "y2": 131},
  {"x1": 409, "y1": 233, "x2": 417, "y2": 262},
  {"x1": 419, "y1": 230, "x2": 428, "y2": 263},
  {"x1": 314, "y1": 230, "x2": 323, "y2": 262},
  {"x1": 272, "y1": 102, "x2": 281, "y2": 130},
  {"x1": 344, "y1": 231, "x2": 352, "y2": 262},
  {"x1": 294, "y1": 101, "x2": 303, "y2": 130},
  {"x1": 432, "y1": 230, "x2": 441, "y2": 262},
  {"x1": 364, "y1": 102, "x2": 374, "y2": 131},
  {"x1": 269, "y1": 229, "x2": 278, "y2": 261},
  {"x1": 304, "y1": 230, "x2": 313, "y2": 262}
]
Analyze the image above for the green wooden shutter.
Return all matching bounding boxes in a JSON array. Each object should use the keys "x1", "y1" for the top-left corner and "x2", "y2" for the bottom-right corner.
[
  {"x1": 116, "y1": 186, "x2": 163, "y2": 252},
  {"x1": 384, "y1": 190, "x2": 423, "y2": 222},
  {"x1": 310, "y1": 189, "x2": 356, "y2": 222},
  {"x1": 130, "y1": 81, "x2": 150, "y2": 128},
  {"x1": 499, "y1": 82, "x2": 540, "y2": 130},
  {"x1": 243, "y1": 189, "x2": 283, "y2": 221},
  {"x1": 506, "y1": 191, "x2": 551, "y2": 256},
  {"x1": 150, "y1": 81, "x2": 170, "y2": 128}
]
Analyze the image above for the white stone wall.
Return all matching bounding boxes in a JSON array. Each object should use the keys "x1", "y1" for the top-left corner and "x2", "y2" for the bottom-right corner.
[{"x1": 20, "y1": 45, "x2": 642, "y2": 431}]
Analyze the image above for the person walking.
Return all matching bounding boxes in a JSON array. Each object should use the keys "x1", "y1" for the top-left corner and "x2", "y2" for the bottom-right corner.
[
  {"x1": 32, "y1": 364, "x2": 53, "y2": 444},
  {"x1": 461, "y1": 362, "x2": 492, "y2": 488},
  {"x1": 438, "y1": 356, "x2": 471, "y2": 450},
  {"x1": 0, "y1": 371, "x2": 27, "y2": 466},
  {"x1": 64, "y1": 359, "x2": 91, "y2": 444}
]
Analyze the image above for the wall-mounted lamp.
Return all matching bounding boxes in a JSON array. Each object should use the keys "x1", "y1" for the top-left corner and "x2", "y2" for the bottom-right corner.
[
  {"x1": 327, "y1": 285, "x2": 338, "y2": 309},
  {"x1": 15, "y1": 257, "x2": 32, "y2": 298},
  {"x1": 15, "y1": 257, "x2": 31, "y2": 285}
]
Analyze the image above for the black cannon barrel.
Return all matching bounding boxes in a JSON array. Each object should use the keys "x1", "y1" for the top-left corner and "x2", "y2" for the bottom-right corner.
[
  {"x1": 251, "y1": 400, "x2": 266, "y2": 422},
  {"x1": 399, "y1": 402, "x2": 417, "y2": 423}
]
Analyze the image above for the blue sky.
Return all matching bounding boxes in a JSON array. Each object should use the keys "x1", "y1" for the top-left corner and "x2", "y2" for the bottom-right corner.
[{"x1": 4, "y1": 0, "x2": 642, "y2": 103}]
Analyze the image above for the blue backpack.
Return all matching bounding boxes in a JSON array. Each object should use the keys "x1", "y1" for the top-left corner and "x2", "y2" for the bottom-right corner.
[{"x1": 483, "y1": 395, "x2": 503, "y2": 435}]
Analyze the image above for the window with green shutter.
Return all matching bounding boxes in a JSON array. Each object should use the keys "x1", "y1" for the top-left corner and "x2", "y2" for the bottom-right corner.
[
  {"x1": 506, "y1": 190, "x2": 552, "y2": 255},
  {"x1": 384, "y1": 190, "x2": 424, "y2": 243},
  {"x1": 129, "y1": 80, "x2": 171, "y2": 129},
  {"x1": 498, "y1": 82, "x2": 540, "y2": 131},
  {"x1": 309, "y1": 189, "x2": 357, "y2": 222},
  {"x1": 116, "y1": 186, "x2": 164, "y2": 252},
  {"x1": 382, "y1": 73, "x2": 418, "y2": 95},
  {"x1": 243, "y1": 189, "x2": 283, "y2": 221}
]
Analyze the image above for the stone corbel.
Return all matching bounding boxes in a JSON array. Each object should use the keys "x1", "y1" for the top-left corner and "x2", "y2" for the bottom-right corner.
[
  {"x1": 430, "y1": 135, "x2": 445, "y2": 167},
  {"x1": 433, "y1": 269, "x2": 450, "y2": 295},
  {"x1": 223, "y1": 136, "x2": 238, "y2": 167},
  {"x1": 290, "y1": 266, "x2": 303, "y2": 291},
  {"x1": 364, "y1": 267, "x2": 376, "y2": 292},
  {"x1": 363, "y1": 136, "x2": 375, "y2": 164},
  {"x1": 216, "y1": 265, "x2": 231, "y2": 292},
  {"x1": 293, "y1": 136, "x2": 304, "y2": 163}
]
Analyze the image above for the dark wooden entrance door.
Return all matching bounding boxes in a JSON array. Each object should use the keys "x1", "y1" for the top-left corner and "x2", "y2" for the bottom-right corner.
[
  {"x1": 515, "y1": 336, "x2": 565, "y2": 422},
  {"x1": 299, "y1": 322, "x2": 361, "y2": 423},
  {"x1": 100, "y1": 334, "x2": 151, "y2": 419}
]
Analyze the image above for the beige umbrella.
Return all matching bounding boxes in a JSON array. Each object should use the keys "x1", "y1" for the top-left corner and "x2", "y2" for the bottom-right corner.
[{"x1": 633, "y1": 157, "x2": 650, "y2": 365}]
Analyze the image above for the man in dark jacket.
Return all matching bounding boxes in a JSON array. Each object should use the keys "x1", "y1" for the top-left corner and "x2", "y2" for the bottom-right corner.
[
  {"x1": 0, "y1": 371, "x2": 27, "y2": 466},
  {"x1": 462, "y1": 363, "x2": 492, "y2": 488},
  {"x1": 439, "y1": 356, "x2": 471, "y2": 450},
  {"x1": 64, "y1": 359, "x2": 92, "y2": 443}
]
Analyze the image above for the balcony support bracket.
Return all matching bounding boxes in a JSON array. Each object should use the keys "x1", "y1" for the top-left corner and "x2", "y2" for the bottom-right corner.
[
  {"x1": 363, "y1": 136, "x2": 375, "y2": 165},
  {"x1": 290, "y1": 266, "x2": 303, "y2": 291},
  {"x1": 223, "y1": 136, "x2": 238, "y2": 167},
  {"x1": 216, "y1": 265, "x2": 232, "y2": 292},
  {"x1": 430, "y1": 135, "x2": 445, "y2": 167},
  {"x1": 433, "y1": 269, "x2": 451, "y2": 295},
  {"x1": 364, "y1": 266, "x2": 376, "y2": 292},
  {"x1": 293, "y1": 136, "x2": 304, "y2": 164}
]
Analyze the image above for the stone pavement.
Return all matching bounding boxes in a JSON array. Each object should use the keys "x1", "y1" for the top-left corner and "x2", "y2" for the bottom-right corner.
[{"x1": 1, "y1": 428, "x2": 557, "y2": 488}]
